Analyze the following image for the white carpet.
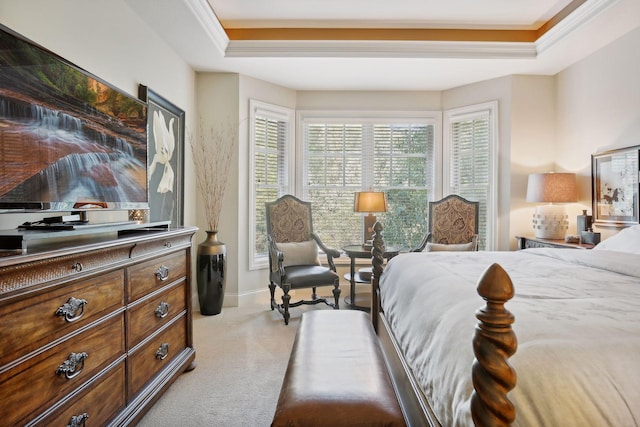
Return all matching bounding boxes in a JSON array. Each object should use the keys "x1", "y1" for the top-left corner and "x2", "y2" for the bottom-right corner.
[{"x1": 137, "y1": 288, "x2": 344, "y2": 427}]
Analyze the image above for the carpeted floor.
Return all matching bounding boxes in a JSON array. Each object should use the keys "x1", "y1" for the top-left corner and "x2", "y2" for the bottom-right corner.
[{"x1": 137, "y1": 286, "x2": 348, "y2": 427}]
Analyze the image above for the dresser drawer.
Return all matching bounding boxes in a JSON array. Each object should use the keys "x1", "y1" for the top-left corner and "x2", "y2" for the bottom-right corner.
[
  {"x1": 0, "y1": 314, "x2": 125, "y2": 427},
  {"x1": 31, "y1": 362, "x2": 126, "y2": 427},
  {"x1": 127, "y1": 252, "x2": 187, "y2": 302},
  {"x1": 0, "y1": 246, "x2": 131, "y2": 294},
  {"x1": 128, "y1": 315, "x2": 187, "y2": 398},
  {"x1": 127, "y1": 281, "x2": 187, "y2": 347},
  {"x1": 0, "y1": 270, "x2": 124, "y2": 366},
  {"x1": 129, "y1": 233, "x2": 194, "y2": 259}
]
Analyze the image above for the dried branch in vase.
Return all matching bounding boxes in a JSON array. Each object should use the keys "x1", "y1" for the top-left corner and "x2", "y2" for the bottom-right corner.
[{"x1": 188, "y1": 120, "x2": 237, "y2": 232}]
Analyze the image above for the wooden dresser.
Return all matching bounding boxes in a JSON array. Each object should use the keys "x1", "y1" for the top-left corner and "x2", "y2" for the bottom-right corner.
[{"x1": 0, "y1": 226, "x2": 197, "y2": 426}]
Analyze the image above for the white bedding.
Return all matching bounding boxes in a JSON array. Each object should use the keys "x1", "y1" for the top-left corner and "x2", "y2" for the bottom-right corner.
[{"x1": 379, "y1": 248, "x2": 640, "y2": 427}]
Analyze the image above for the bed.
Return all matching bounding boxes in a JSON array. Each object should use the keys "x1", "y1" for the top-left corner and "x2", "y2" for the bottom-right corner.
[{"x1": 370, "y1": 223, "x2": 640, "y2": 427}]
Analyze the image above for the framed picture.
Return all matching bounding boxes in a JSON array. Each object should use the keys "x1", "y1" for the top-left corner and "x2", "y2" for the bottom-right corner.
[
  {"x1": 139, "y1": 85, "x2": 184, "y2": 227},
  {"x1": 592, "y1": 145, "x2": 640, "y2": 228}
]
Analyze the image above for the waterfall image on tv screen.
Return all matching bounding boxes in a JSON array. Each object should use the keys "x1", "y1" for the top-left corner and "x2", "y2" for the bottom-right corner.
[{"x1": 0, "y1": 25, "x2": 148, "y2": 211}]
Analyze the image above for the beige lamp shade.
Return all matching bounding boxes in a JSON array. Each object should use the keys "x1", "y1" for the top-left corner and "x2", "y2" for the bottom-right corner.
[
  {"x1": 354, "y1": 191, "x2": 388, "y2": 213},
  {"x1": 526, "y1": 172, "x2": 577, "y2": 239},
  {"x1": 526, "y1": 173, "x2": 577, "y2": 203}
]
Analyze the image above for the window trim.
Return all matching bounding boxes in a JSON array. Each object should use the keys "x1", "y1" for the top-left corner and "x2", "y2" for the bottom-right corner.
[
  {"x1": 442, "y1": 101, "x2": 499, "y2": 250},
  {"x1": 249, "y1": 99, "x2": 295, "y2": 270}
]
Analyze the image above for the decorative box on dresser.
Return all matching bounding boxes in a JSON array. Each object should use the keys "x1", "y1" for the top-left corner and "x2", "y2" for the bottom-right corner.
[{"x1": 0, "y1": 225, "x2": 197, "y2": 426}]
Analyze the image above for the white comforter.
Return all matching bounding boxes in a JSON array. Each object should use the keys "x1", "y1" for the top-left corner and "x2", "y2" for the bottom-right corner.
[{"x1": 379, "y1": 249, "x2": 640, "y2": 427}]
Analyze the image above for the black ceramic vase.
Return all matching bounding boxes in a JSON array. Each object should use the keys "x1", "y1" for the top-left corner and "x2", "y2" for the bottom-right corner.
[{"x1": 197, "y1": 230, "x2": 226, "y2": 315}]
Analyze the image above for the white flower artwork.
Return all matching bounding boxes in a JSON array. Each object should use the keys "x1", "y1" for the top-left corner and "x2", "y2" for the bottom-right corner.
[
  {"x1": 149, "y1": 110, "x2": 175, "y2": 194},
  {"x1": 140, "y1": 85, "x2": 184, "y2": 228}
]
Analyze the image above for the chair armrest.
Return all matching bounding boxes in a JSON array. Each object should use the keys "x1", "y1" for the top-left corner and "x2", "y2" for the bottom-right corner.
[
  {"x1": 470, "y1": 234, "x2": 479, "y2": 251},
  {"x1": 311, "y1": 233, "x2": 340, "y2": 271},
  {"x1": 410, "y1": 232, "x2": 432, "y2": 252},
  {"x1": 267, "y1": 235, "x2": 285, "y2": 275}
]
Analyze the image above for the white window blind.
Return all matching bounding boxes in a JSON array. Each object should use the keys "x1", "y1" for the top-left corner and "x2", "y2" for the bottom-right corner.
[
  {"x1": 300, "y1": 113, "x2": 437, "y2": 250},
  {"x1": 444, "y1": 102, "x2": 498, "y2": 250},
  {"x1": 250, "y1": 100, "x2": 293, "y2": 268}
]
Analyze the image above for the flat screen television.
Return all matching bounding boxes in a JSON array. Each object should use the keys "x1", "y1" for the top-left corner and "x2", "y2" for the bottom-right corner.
[{"x1": 0, "y1": 24, "x2": 148, "y2": 215}]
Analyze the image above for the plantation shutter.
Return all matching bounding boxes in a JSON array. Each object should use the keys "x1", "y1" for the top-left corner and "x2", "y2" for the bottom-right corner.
[
  {"x1": 303, "y1": 123, "x2": 363, "y2": 247},
  {"x1": 372, "y1": 124, "x2": 433, "y2": 247},
  {"x1": 302, "y1": 118, "x2": 434, "y2": 250},
  {"x1": 447, "y1": 110, "x2": 491, "y2": 249},
  {"x1": 252, "y1": 105, "x2": 290, "y2": 261}
]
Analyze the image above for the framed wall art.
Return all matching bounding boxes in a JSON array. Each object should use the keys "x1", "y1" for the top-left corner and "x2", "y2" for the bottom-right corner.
[
  {"x1": 591, "y1": 145, "x2": 640, "y2": 228},
  {"x1": 139, "y1": 85, "x2": 184, "y2": 227}
]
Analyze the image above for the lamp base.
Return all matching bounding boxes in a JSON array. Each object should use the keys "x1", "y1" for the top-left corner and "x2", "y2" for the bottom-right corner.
[
  {"x1": 363, "y1": 214, "x2": 377, "y2": 244},
  {"x1": 532, "y1": 205, "x2": 568, "y2": 240}
]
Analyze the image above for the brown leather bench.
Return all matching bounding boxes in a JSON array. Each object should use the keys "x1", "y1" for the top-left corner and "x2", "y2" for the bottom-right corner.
[{"x1": 271, "y1": 310, "x2": 406, "y2": 426}]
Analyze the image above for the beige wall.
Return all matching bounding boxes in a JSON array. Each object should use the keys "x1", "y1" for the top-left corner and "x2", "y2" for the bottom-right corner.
[
  {"x1": 555, "y1": 27, "x2": 640, "y2": 241},
  {"x1": 509, "y1": 76, "x2": 558, "y2": 248},
  {"x1": 195, "y1": 73, "x2": 241, "y2": 307},
  {"x1": 296, "y1": 91, "x2": 441, "y2": 111}
]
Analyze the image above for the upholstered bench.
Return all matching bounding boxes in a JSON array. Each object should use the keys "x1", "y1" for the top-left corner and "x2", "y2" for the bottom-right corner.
[{"x1": 271, "y1": 310, "x2": 406, "y2": 427}]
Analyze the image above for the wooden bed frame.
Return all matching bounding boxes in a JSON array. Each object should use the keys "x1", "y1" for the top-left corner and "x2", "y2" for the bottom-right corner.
[{"x1": 370, "y1": 223, "x2": 518, "y2": 427}]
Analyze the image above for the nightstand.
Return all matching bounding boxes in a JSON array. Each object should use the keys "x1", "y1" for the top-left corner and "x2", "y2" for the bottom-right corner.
[
  {"x1": 516, "y1": 236, "x2": 595, "y2": 250},
  {"x1": 342, "y1": 244, "x2": 400, "y2": 311}
]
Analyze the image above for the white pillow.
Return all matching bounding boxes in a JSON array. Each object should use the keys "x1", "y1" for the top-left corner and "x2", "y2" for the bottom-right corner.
[
  {"x1": 276, "y1": 240, "x2": 321, "y2": 267},
  {"x1": 425, "y1": 241, "x2": 476, "y2": 252},
  {"x1": 592, "y1": 225, "x2": 640, "y2": 254}
]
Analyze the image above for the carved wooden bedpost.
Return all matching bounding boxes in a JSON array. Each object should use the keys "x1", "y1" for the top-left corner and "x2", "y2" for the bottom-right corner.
[
  {"x1": 471, "y1": 263, "x2": 518, "y2": 427},
  {"x1": 370, "y1": 222, "x2": 385, "y2": 331}
]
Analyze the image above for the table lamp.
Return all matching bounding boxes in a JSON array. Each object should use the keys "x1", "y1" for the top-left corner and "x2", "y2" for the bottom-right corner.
[
  {"x1": 354, "y1": 191, "x2": 387, "y2": 246},
  {"x1": 526, "y1": 172, "x2": 577, "y2": 239}
]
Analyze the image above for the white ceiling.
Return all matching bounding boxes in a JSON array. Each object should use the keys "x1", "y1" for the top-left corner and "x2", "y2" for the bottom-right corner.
[
  {"x1": 212, "y1": 0, "x2": 569, "y2": 29},
  {"x1": 127, "y1": 0, "x2": 640, "y2": 91}
]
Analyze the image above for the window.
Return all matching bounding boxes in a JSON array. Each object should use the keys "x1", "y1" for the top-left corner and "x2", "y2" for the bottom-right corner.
[
  {"x1": 443, "y1": 101, "x2": 498, "y2": 250},
  {"x1": 298, "y1": 111, "x2": 440, "y2": 251},
  {"x1": 249, "y1": 103, "x2": 498, "y2": 265},
  {"x1": 249, "y1": 100, "x2": 294, "y2": 269}
]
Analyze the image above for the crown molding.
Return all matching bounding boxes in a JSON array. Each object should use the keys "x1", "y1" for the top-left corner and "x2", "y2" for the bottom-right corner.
[
  {"x1": 536, "y1": 0, "x2": 620, "y2": 53},
  {"x1": 184, "y1": 0, "x2": 229, "y2": 55},
  {"x1": 224, "y1": 40, "x2": 537, "y2": 59}
]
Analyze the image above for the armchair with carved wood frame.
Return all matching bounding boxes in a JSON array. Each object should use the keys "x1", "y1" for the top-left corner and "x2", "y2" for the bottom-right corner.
[
  {"x1": 411, "y1": 194, "x2": 479, "y2": 252},
  {"x1": 266, "y1": 195, "x2": 341, "y2": 325}
]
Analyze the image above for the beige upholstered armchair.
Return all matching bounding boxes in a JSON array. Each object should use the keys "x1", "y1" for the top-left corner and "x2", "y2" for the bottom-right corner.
[
  {"x1": 265, "y1": 195, "x2": 341, "y2": 325},
  {"x1": 411, "y1": 194, "x2": 479, "y2": 252}
]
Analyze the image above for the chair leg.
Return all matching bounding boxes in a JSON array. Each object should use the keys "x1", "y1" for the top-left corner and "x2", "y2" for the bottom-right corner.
[
  {"x1": 311, "y1": 286, "x2": 317, "y2": 300},
  {"x1": 268, "y1": 281, "x2": 276, "y2": 310},
  {"x1": 281, "y1": 282, "x2": 291, "y2": 325},
  {"x1": 332, "y1": 280, "x2": 340, "y2": 309}
]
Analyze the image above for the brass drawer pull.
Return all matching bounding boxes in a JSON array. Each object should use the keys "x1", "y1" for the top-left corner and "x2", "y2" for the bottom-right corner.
[
  {"x1": 71, "y1": 262, "x2": 84, "y2": 272},
  {"x1": 56, "y1": 352, "x2": 89, "y2": 379},
  {"x1": 67, "y1": 413, "x2": 89, "y2": 427},
  {"x1": 155, "y1": 301, "x2": 170, "y2": 318},
  {"x1": 155, "y1": 343, "x2": 170, "y2": 360},
  {"x1": 55, "y1": 297, "x2": 88, "y2": 322},
  {"x1": 155, "y1": 265, "x2": 169, "y2": 281}
]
